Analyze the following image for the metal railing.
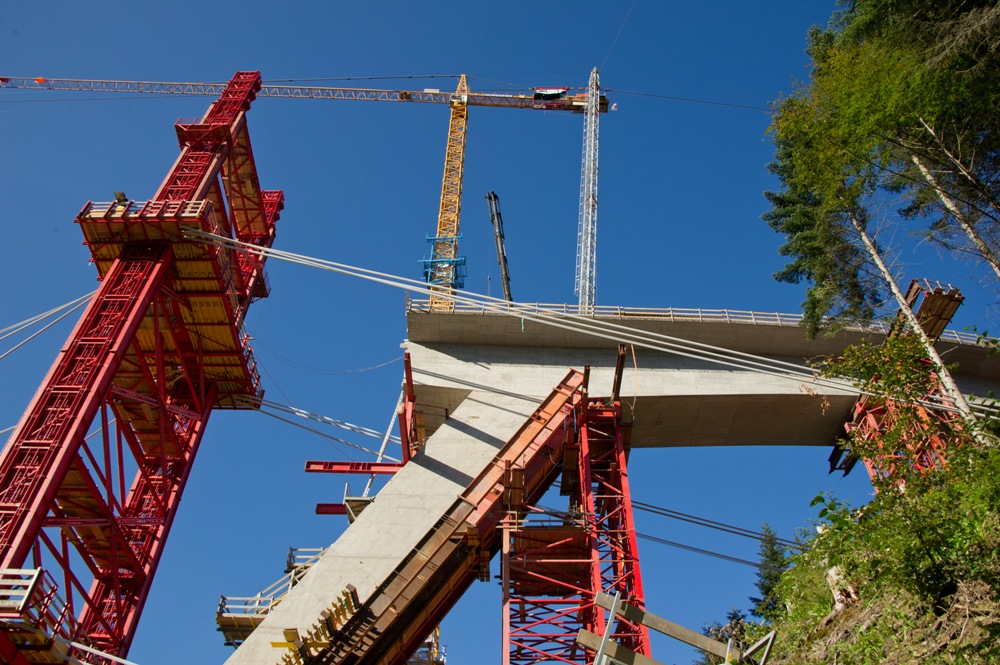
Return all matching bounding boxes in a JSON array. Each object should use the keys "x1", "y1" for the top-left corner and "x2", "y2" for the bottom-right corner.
[
  {"x1": 0, "y1": 568, "x2": 74, "y2": 643},
  {"x1": 406, "y1": 300, "x2": 986, "y2": 346},
  {"x1": 218, "y1": 547, "x2": 327, "y2": 619}
]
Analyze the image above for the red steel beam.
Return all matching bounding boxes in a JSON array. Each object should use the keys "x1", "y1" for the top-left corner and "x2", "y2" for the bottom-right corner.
[
  {"x1": 305, "y1": 461, "x2": 405, "y2": 475},
  {"x1": 315, "y1": 504, "x2": 349, "y2": 516}
]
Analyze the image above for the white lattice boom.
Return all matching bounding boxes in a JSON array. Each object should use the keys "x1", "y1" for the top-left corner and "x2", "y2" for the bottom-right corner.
[{"x1": 575, "y1": 67, "x2": 601, "y2": 311}]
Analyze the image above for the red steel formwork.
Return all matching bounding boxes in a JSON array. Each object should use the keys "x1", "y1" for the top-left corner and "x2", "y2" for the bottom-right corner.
[
  {"x1": 830, "y1": 282, "x2": 966, "y2": 488},
  {"x1": 845, "y1": 382, "x2": 959, "y2": 487},
  {"x1": 503, "y1": 396, "x2": 649, "y2": 665},
  {"x1": 0, "y1": 72, "x2": 282, "y2": 663}
]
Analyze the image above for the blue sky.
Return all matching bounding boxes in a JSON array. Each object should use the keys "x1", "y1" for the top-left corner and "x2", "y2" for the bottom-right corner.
[{"x1": 2, "y1": 3, "x2": 995, "y2": 665}]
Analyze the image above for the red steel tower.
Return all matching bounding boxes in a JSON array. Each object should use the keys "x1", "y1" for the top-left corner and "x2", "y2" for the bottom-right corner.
[
  {"x1": 0, "y1": 71, "x2": 282, "y2": 663},
  {"x1": 502, "y1": 370, "x2": 649, "y2": 664}
]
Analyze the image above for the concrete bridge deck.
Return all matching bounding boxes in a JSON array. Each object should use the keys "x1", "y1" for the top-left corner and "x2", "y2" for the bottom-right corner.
[{"x1": 403, "y1": 302, "x2": 1000, "y2": 448}]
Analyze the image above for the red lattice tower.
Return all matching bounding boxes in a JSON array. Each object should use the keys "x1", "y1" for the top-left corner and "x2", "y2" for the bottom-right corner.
[
  {"x1": 0, "y1": 71, "x2": 282, "y2": 663},
  {"x1": 502, "y1": 395, "x2": 649, "y2": 665}
]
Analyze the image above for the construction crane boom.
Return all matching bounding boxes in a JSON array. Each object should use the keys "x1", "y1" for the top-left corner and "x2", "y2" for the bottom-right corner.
[
  {"x1": 485, "y1": 191, "x2": 513, "y2": 302},
  {"x1": 0, "y1": 75, "x2": 608, "y2": 111},
  {"x1": 1, "y1": 74, "x2": 609, "y2": 310}
]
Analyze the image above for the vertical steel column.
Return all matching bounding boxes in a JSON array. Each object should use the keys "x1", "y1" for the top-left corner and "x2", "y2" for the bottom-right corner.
[{"x1": 502, "y1": 395, "x2": 649, "y2": 664}]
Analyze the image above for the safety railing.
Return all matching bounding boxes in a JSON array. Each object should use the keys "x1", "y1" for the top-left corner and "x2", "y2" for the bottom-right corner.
[
  {"x1": 0, "y1": 568, "x2": 75, "y2": 644},
  {"x1": 406, "y1": 300, "x2": 985, "y2": 346},
  {"x1": 80, "y1": 198, "x2": 213, "y2": 221},
  {"x1": 218, "y1": 548, "x2": 327, "y2": 620}
]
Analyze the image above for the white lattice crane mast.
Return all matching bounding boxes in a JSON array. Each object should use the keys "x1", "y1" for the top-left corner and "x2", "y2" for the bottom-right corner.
[{"x1": 575, "y1": 67, "x2": 601, "y2": 313}]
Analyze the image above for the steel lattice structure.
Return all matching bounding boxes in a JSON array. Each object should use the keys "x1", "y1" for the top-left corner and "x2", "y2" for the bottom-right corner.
[
  {"x1": 502, "y1": 394, "x2": 649, "y2": 665},
  {"x1": 574, "y1": 68, "x2": 600, "y2": 313},
  {"x1": 0, "y1": 71, "x2": 282, "y2": 662},
  {"x1": 829, "y1": 281, "x2": 968, "y2": 489}
]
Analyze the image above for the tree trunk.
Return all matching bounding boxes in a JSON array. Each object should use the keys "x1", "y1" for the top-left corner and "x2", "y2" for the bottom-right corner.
[
  {"x1": 911, "y1": 152, "x2": 1000, "y2": 279},
  {"x1": 846, "y1": 211, "x2": 976, "y2": 420},
  {"x1": 917, "y1": 118, "x2": 1000, "y2": 218}
]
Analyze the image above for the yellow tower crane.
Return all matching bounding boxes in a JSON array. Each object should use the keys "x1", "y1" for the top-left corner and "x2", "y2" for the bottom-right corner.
[{"x1": 1, "y1": 74, "x2": 609, "y2": 310}]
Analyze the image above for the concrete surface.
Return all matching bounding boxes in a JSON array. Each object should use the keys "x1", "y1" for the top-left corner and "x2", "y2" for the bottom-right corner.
[{"x1": 224, "y1": 390, "x2": 541, "y2": 665}]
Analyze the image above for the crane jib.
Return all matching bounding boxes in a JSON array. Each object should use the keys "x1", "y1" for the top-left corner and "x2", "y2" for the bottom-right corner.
[{"x1": 0, "y1": 75, "x2": 610, "y2": 112}]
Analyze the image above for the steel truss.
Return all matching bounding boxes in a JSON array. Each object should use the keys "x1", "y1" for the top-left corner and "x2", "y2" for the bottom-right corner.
[
  {"x1": 0, "y1": 71, "x2": 282, "y2": 662},
  {"x1": 502, "y1": 395, "x2": 649, "y2": 665},
  {"x1": 843, "y1": 382, "x2": 960, "y2": 486}
]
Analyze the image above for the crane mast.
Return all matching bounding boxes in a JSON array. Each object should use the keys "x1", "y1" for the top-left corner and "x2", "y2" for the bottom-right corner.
[
  {"x1": 425, "y1": 75, "x2": 470, "y2": 311},
  {"x1": 485, "y1": 191, "x2": 513, "y2": 302},
  {"x1": 575, "y1": 67, "x2": 601, "y2": 313}
]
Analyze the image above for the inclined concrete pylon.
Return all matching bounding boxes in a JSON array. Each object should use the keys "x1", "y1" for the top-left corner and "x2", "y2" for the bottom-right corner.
[{"x1": 223, "y1": 378, "x2": 572, "y2": 665}]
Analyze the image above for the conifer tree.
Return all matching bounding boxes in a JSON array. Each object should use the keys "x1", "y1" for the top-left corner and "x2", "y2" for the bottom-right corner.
[{"x1": 749, "y1": 522, "x2": 788, "y2": 622}]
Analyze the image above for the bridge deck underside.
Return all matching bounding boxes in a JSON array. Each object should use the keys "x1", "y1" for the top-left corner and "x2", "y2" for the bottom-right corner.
[{"x1": 403, "y1": 310, "x2": 1000, "y2": 448}]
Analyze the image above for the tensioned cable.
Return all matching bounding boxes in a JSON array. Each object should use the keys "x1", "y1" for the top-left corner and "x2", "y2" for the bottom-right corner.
[
  {"x1": 192, "y1": 228, "x2": 992, "y2": 417},
  {"x1": 545, "y1": 488, "x2": 798, "y2": 550},
  {"x1": 632, "y1": 500, "x2": 798, "y2": 549},
  {"x1": 185, "y1": 230, "x2": 848, "y2": 384},
  {"x1": 249, "y1": 406, "x2": 388, "y2": 459},
  {"x1": 186, "y1": 229, "x2": 989, "y2": 419},
  {"x1": 0, "y1": 291, "x2": 95, "y2": 339},
  {"x1": 245, "y1": 396, "x2": 402, "y2": 448},
  {"x1": 637, "y1": 532, "x2": 764, "y2": 569},
  {"x1": 601, "y1": 0, "x2": 638, "y2": 70},
  {"x1": 605, "y1": 88, "x2": 770, "y2": 112},
  {"x1": 0, "y1": 298, "x2": 92, "y2": 361},
  {"x1": 253, "y1": 338, "x2": 402, "y2": 375},
  {"x1": 532, "y1": 503, "x2": 776, "y2": 570}
]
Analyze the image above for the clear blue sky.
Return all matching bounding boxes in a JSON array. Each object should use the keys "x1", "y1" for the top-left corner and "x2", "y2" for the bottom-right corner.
[{"x1": 1, "y1": 3, "x2": 994, "y2": 664}]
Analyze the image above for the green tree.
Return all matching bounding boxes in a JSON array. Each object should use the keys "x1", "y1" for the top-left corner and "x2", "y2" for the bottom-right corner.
[
  {"x1": 692, "y1": 525, "x2": 788, "y2": 664},
  {"x1": 749, "y1": 523, "x2": 788, "y2": 622},
  {"x1": 828, "y1": 6, "x2": 1000, "y2": 276},
  {"x1": 767, "y1": 0, "x2": 1000, "y2": 280},
  {"x1": 693, "y1": 608, "x2": 748, "y2": 665},
  {"x1": 764, "y1": 1, "x2": 996, "y2": 426},
  {"x1": 762, "y1": 133, "x2": 882, "y2": 337}
]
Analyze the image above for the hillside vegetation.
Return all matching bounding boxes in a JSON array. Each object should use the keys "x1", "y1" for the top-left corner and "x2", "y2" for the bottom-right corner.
[{"x1": 750, "y1": 0, "x2": 1000, "y2": 658}]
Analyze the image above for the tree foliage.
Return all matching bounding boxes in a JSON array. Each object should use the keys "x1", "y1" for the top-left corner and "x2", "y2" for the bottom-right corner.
[
  {"x1": 763, "y1": 334, "x2": 1000, "y2": 663},
  {"x1": 765, "y1": 0, "x2": 1000, "y2": 331},
  {"x1": 693, "y1": 524, "x2": 789, "y2": 664},
  {"x1": 763, "y1": 133, "x2": 883, "y2": 335}
]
